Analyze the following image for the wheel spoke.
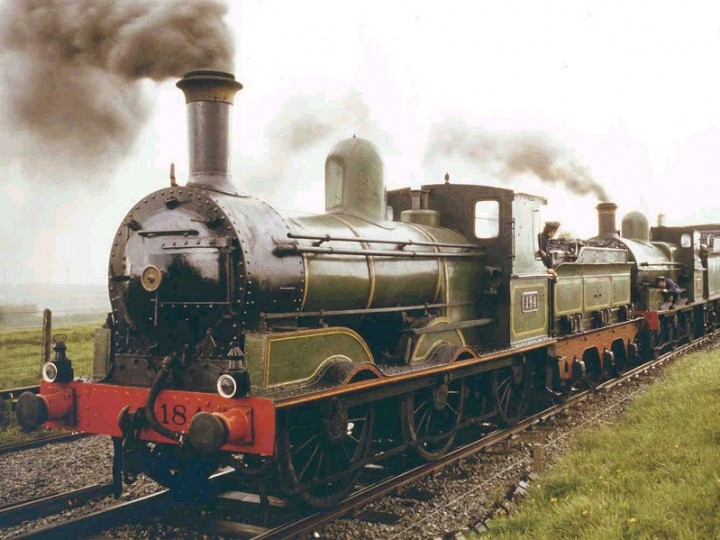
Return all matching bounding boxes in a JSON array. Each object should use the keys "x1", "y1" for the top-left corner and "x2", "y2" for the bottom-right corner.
[
  {"x1": 291, "y1": 433, "x2": 319, "y2": 458},
  {"x1": 298, "y1": 443, "x2": 322, "y2": 481},
  {"x1": 424, "y1": 408, "x2": 437, "y2": 432},
  {"x1": 314, "y1": 448, "x2": 326, "y2": 478},
  {"x1": 500, "y1": 382, "x2": 512, "y2": 410},
  {"x1": 416, "y1": 407, "x2": 432, "y2": 435},
  {"x1": 340, "y1": 439, "x2": 354, "y2": 462}
]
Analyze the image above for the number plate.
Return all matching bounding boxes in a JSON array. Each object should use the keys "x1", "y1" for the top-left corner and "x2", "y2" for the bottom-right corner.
[{"x1": 522, "y1": 291, "x2": 539, "y2": 312}]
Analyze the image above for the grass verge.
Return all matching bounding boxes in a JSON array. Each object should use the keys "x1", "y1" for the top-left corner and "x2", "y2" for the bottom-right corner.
[
  {"x1": 0, "y1": 322, "x2": 100, "y2": 389},
  {"x1": 483, "y1": 347, "x2": 720, "y2": 539},
  {"x1": 0, "y1": 321, "x2": 101, "y2": 446}
]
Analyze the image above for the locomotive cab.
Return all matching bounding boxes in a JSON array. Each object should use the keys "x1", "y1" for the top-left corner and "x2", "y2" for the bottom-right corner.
[
  {"x1": 389, "y1": 184, "x2": 552, "y2": 347},
  {"x1": 650, "y1": 225, "x2": 704, "y2": 305}
]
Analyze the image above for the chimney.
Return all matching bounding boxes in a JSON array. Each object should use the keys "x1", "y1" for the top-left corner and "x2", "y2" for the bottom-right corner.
[
  {"x1": 657, "y1": 213, "x2": 666, "y2": 227},
  {"x1": 176, "y1": 71, "x2": 243, "y2": 195},
  {"x1": 597, "y1": 202, "x2": 618, "y2": 236}
]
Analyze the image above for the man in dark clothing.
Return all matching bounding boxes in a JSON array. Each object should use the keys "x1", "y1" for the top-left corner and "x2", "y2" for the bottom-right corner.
[
  {"x1": 656, "y1": 276, "x2": 679, "y2": 306},
  {"x1": 538, "y1": 221, "x2": 561, "y2": 268}
]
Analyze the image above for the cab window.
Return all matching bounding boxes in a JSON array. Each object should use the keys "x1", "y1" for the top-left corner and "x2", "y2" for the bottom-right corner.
[{"x1": 474, "y1": 200, "x2": 499, "y2": 238}]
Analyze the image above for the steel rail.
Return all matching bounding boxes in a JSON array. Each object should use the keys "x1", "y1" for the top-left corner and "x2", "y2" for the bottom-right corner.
[
  {"x1": 0, "y1": 385, "x2": 39, "y2": 401},
  {"x1": 0, "y1": 432, "x2": 89, "y2": 456},
  {"x1": 0, "y1": 483, "x2": 114, "y2": 528},
  {"x1": 14, "y1": 470, "x2": 235, "y2": 539},
  {"x1": 16, "y1": 490, "x2": 175, "y2": 540}
]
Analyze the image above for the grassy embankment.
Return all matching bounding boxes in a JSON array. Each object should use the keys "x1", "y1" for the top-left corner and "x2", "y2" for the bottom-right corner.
[
  {"x1": 483, "y1": 347, "x2": 720, "y2": 539},
  {"x1": 0, "y1": 322, "x2": 101, "y2": 445}
]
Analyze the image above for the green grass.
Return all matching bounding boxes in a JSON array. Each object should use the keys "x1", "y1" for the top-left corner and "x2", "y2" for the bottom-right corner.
[
  {"x1": 483, "y1": 348, "x2": 720, "y2": 539},
  {"x1": 0, "y1": 321, "x2": 101, "y2": 389},
  {"x1": 0, "y1": 321, "x2": 102, "y2": 446},
  {"x1": 0, "y1": 421, "x2": 57, "y2": 446}
]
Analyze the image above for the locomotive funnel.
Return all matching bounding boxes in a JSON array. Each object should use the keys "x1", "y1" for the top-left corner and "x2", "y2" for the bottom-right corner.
[
  {"x1": 596, "y1": 202, "x2": 618, "y2": 236},
  {"x1": 177, "y1": 71, "x2": 243, "y2": 195}
]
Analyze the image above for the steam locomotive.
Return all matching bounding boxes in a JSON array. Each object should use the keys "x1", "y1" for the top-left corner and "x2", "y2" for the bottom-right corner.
[{"x1": 17, "y1": 70, "x2": 720, "y2": 508}]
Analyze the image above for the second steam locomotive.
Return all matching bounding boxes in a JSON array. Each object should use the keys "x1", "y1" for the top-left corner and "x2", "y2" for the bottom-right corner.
[{"x1": 18, "y1": 70, "x2": 720, "y2": 508}]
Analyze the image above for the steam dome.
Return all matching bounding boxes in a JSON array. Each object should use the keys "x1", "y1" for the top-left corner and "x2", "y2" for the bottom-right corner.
[
  {"x1": 325, "y1": 137, "x2": 386, "y2": 221},
  {"x1": 621, "y1": 211, "x2": 650, "y2": 241}
]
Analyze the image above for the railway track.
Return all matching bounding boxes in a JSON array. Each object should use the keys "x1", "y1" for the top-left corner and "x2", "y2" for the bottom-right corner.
[
  {"x1": 9, "y1": 335, "x2": 710, "y2": 539},
  {"x1": 14, "y1": 472, "x2": 237, "y2": 540},
  {"x1": 0, "y1": 385, "x2": 39, "y2": 402},
  {"x1": 0, "y1": 483, "x2": 115, "y2": 529},
  {"x1": 0, "y1": 432, "x2": 89, "y2": 456}
]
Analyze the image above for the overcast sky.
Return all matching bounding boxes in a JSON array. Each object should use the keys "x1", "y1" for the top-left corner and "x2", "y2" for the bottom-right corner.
[{"x1": 2, "y1": 1, "x2": 720, "y2": 284}]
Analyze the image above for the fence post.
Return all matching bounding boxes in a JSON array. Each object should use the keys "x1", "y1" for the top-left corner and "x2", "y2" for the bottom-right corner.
[
  {"x1": 532, "y1": 443, "x2": 544, "y2": 473},
  {"x1": 41, "y1": 309, "x2": 52, "y2": 368}
]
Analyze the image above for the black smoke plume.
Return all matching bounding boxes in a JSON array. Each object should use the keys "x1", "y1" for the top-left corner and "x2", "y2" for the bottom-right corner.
[
  {"x1": 273, "y1": 91, "x2": 371, "y2": 152},
  {"x1": 424, "y1": 119, "x2": 610, "y2": 201},
  {"x1": 0, "y1": 0, "x2": 235, "y2": 183},
  {"x1": 243, "y1": 91, "x2": 374, "y2": 201}
]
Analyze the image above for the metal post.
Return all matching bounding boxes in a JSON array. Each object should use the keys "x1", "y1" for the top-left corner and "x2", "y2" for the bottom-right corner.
[{"x1": 112, "y1": 437, "x2": 123, "y2": 498}]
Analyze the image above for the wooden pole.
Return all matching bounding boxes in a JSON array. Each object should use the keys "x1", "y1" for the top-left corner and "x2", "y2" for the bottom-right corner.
[
  {"x1": 532, "y1": 443, "x2": 544, "y2": 473},
  {"x1": 41, "y1": 308, "x2": 52, "y2": 365}
]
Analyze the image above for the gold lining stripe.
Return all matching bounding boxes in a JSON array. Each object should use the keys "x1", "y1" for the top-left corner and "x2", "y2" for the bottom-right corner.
[
  {"x1": 263, "y1": 327, "x2": 375, "y2": 387},
  {"x1": 412, "y1": 340, "x2": 451, "y2": 363},
  {"x1": 410, "y1": 316, "x2": 467, "y2": 362},
  {"x1": 406, "y1": 223, "x2": 447, "y2": 309},
  {"x1": 266, "y1": 355, "x2": 351, "y2": 388},
  {"x1": 263, "y1": 347, "x2": 269, "y2": 386},
  {"x1": 330, "y1": 215, "x2": 376, "y2": 309}
]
